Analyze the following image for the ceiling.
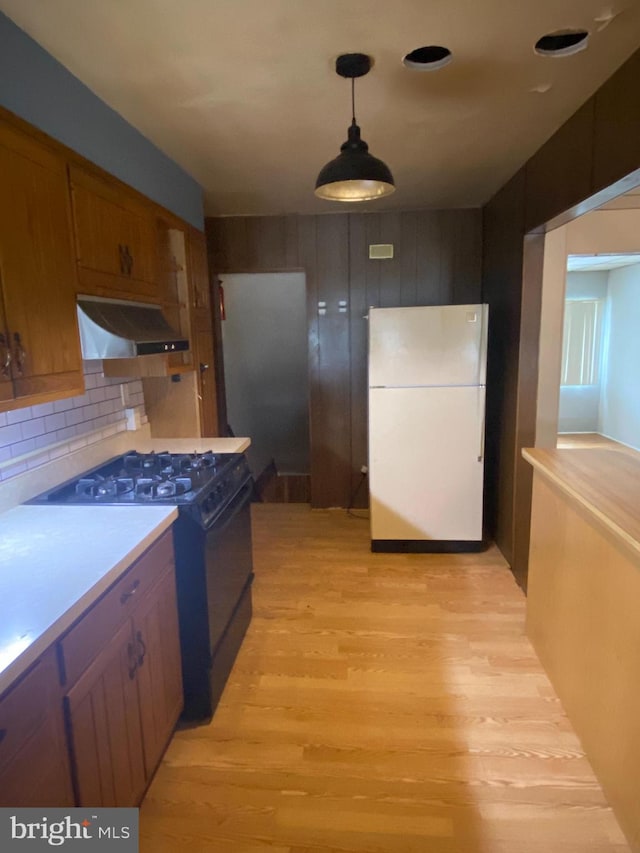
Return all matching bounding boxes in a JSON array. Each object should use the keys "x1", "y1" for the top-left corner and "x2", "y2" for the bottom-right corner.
[
  {"x1": 2, "y1": 0, "x2": 640, "y2": 217},
  {"x1": 567, "y1": 253, "x2": 640, "y2": 271}
]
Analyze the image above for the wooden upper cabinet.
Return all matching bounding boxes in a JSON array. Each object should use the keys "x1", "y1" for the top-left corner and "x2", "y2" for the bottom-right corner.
[
  {"x1": 157, "y1": 218, "x2": 193, "y2": 372},
  {"x1": 192, "y1": 313, "x2": 219, "y2": 437},
  {"x1": 0, "y1": 122, "x2": 83, "y2": 409},
  {"x1": 187, "y1": 227, "x2": 210, "y2": 311},
  {"x1": 69, "y1": 163, "x2": 160, "y2": 301},
  {"x1": 0, "y1": 295, "x2": 13, "y2": 405},
  {"x1": 187, "y1": 227, "x2": 218, "y2": 434}
]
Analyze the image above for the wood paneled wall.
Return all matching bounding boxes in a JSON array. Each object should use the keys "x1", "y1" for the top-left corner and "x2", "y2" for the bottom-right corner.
[
  {"x1": 206, "y1": 209, "x2": 482, "y2": 508},
  {"x1": 482, "y1": 47, "x2": 640, "y2": 589}
]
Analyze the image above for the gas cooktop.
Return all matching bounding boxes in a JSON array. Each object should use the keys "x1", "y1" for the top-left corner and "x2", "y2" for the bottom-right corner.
[{"x1": 28, "y1": 450, "x2": 252, "y2": 528}]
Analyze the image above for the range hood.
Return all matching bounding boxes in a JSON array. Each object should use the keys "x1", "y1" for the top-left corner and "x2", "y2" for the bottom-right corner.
[{"x1": 77, "y1": 295, "x2": 189, "y2": 360}]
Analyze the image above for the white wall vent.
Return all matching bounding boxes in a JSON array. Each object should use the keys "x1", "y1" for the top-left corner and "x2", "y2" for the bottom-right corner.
[{"x1": 369, "y1": 244, "x2": 394, "y2": 260}]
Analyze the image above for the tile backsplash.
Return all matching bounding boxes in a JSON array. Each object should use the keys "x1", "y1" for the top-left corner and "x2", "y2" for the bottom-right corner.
[{"x1": 0, "y1": 361, "x2": 147, "y2": 481}]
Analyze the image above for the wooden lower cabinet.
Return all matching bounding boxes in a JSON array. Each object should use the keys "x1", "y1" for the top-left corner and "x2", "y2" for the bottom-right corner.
[
  {"x1": 65, "y1": 618, "x2": 147, "y2": 807},
  {"x1": 0, "y1": 531, "x2": 183, "y2": 808},
  {"x1": 135, "y1": 564, "x2": 183, "y2": 774},
  {"x1": 0, "y1": 649, "x2": 74, "y2": 807},
  {"x1": 64, "y1": 545, "x2": 183, "y2": 807}
]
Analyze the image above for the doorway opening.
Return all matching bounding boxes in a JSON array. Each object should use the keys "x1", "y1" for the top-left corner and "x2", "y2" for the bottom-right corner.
[
  {"x1": 536, "y1": 203, "x2": 640, "y2": 455},
  {"x1": 219, "y1": 272, "x2": 310, "y2": 502}
]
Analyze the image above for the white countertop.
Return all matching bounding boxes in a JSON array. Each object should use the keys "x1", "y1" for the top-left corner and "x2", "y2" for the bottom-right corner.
[
  {"x1": 0, "y1": 504, "x2": 177, "y2": 696},
  {"x1": 136, "y1": 437, "x2": 250, "y2": 454}
]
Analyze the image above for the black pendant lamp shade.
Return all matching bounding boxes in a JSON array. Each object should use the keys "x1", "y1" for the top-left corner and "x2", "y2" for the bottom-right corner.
[{"x1": 315, "y1": 54, "x2": 395, "y2": 202}]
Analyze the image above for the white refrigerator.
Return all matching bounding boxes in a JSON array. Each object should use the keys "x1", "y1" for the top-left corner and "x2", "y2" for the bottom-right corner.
[{"x1": 368, "y1": 304, "x2": 488, "y2": 552}]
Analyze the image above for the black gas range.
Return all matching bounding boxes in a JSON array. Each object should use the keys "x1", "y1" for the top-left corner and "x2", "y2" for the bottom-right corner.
[{"x1": 30, "y1": 450, "x2": 255, "y2": 723}]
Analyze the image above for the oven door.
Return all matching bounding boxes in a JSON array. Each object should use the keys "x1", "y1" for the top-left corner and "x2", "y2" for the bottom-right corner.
[{"x1": 204, "y1": 479, "x2": 254, "y2": 654}]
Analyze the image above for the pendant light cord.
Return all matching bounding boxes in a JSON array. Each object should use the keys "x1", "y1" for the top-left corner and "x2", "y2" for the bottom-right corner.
[{"x1": 351, "y1": 77, "x2": 356, "y2": 124}]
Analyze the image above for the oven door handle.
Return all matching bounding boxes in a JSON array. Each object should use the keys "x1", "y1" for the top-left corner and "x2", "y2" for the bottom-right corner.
[{"x1": 206, "y1": 479, "x2": 253, "y2": 532}]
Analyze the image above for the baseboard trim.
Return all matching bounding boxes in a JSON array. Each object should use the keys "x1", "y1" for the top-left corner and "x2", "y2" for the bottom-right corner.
[{"x1": 371, "y1": 539, "x2": 485, "y2": 553}]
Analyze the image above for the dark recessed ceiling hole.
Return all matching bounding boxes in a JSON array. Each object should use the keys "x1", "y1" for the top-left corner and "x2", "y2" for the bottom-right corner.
[
  {"x1": 403, "y1": 45, "x2": 452, "y2": 71},
  {"x1": 534, "y1": 29, "x2": 589, "y2": 56}
]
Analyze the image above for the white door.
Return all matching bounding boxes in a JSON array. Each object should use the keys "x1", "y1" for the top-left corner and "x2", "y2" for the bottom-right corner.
[
  {"x1": 369, "y1": 385, "x2": 485, "y2": 541},
  {"x1": 369, "y1": 304, "x2": 487, "y2": 388}
]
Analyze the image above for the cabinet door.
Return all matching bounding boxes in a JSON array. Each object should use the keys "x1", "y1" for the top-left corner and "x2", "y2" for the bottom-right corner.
[
  {"x1": 0, "y1": 650, "x2": 74, "y2": 808},
  {"x1": 128, "y1": 208, "x2": 157, "y2": 285},
  {"x1": 157, "y1": 218, "x2": 183, "y2": 306},
  {"x1": 65, "y1": 619, "x2": 146, "y2": 807},
  {"x1": 70, "y1": 164, "x2": 159, "y2": 300},
  {"x1": 134, "y1": 563, "x2": 183, "y2": 776},
  {"x1": 0, "y1": 710, "x2": 75, "y2": 807},
  {"x1": 193, "y1": 313, "x2": 219, "y2": 436},
  {"x1": 70, "y1": 176, "x2": 130, "y2": 279},
  {"x1": 0, "y1": 124, "x2": 83, "y2": 401},
  {"x1": 0, "y1": 294, "x2": 13, "y2": 405},
  {"x1": 155, "y1": 220, "x2": 193, "y2": 372},
  {"x1": 188, "y1": 227, "x2": 210, "y2": 311}
]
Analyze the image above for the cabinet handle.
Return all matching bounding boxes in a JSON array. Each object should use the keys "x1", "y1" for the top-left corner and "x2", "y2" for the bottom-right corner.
[
  {"x1": 0, "y1": 728, "x2": 6, "y2": 744},
  {"x1": 117, "y1": 243, "x2": 134, "y2": 276},
  {"x1": 199, "y1": 362, "x2": 209, "y2": 373},
  {"x1": 13, "y1": 333, "x2": 26, "y2": 376},
  {"x1": 0, "y1": 334, "x2": 11, "y2": 377},
  {"x1": 123, "y1": 245, "x2": 134, "y2": 276},
  {"x1": 135, "y1": 630, "x2": 147, "y2": 667},
  {"x1": 119, "y1": 579, "x2": 140, "y2": 605},
  {"x1": 126, "y1": 642, "x2": 137, "y2": 680}
]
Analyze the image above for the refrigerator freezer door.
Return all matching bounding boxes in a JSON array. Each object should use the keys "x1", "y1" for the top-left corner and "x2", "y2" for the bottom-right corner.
[
  {"x1": 369, "y1": 304, "x2": 487, "y2": 388},
  {"x1": 369, "y1": 385, "x2": 485, "y2": 542}
]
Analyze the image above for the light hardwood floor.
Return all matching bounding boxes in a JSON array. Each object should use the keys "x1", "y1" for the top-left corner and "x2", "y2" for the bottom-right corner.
[
  {"x1": 556, "y1": 433, "x2": 631, "y2": 452},
  {"x1": 140, "y1": 504, "x2": 629, "y2": 853}
]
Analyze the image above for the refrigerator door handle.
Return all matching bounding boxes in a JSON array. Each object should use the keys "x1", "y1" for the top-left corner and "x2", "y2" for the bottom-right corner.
[
  {"x1": 478, "y1": 385, "x2": 486, "y2": 462},
  {"x1": 478, "y1": 304, "x2": 488, "y2": 386}
]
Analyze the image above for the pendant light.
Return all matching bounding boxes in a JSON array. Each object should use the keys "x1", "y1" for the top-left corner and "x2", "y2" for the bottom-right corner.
[{"x1": 315, "y1": 53, "x2": 395, "y2": 202}]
